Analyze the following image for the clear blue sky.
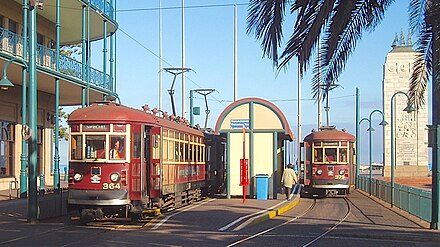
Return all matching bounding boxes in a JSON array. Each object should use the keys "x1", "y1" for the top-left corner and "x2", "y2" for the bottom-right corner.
[{"x1": 82, "y1": 0, "x2": 428, "y2": 165}]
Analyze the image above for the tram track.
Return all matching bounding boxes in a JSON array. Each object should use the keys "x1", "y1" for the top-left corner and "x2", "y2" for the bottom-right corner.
[
  {"x1": 301, "y1": 197, "x2": 351, "y2": 247},
  {"x1": 227, "y1": 197, "x2": 352, "y2": 247}
]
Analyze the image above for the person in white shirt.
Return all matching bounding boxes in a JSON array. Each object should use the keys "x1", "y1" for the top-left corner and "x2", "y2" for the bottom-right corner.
[{"x1": 281, "y1": 163, "x2": 298, "y2": 200}]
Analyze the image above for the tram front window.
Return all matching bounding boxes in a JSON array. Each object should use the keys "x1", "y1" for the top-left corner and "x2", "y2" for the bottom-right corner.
[
  {"x1": 325, "y1": 148, "x2": 337, "y2": 162},
  {"x1": 71, "y1": 135, "x2": 82, "y2": 160},
  {"x1": 110, "y1": 136, "x2": 125, "y2": 159},
  {"x1": 85, "y1": 135, "x2": 106, "y2": 159},
  {"x1": 339, "y1": 148, "x2": 348, "y2": 162},
  {"x1": 314, "y1": 148, "x2": 323, "y2": 162}
]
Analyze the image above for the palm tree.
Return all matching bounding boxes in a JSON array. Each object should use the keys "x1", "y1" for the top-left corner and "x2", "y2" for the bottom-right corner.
[
  {"x1": 247, "y1": 0, "x2": 439, "y2": 229},
  {"x1": 247, "y1": 0, "x2": 438, "y2": 106}
]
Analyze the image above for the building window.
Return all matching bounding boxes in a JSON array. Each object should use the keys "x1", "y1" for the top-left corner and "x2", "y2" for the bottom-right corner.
[
  {"x1": 9, "y1": 19, "x2": 17, "y2": 34},
  {"x1": 0, "y1": 15, "x2": 4, "y2": 28},
  {"x1": 0, "y1": 122, "x2": 14, "y2": 177},
  {"x1": 37, "y1": 32, "x2": 44, "y2": 45}
]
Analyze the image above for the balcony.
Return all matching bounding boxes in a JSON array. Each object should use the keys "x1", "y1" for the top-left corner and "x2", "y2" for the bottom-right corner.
[
  {"x1": 13, "y1": 0, "x2": 117, "y2": 45},
  {"x1": 0, "y1": 26, "x2": 113, "y2": 92}
]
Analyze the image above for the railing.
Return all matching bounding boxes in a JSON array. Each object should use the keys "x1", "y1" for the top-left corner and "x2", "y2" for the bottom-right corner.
[
  {"x1": 357, "y1": 175, "x2": 432, "y2": 222},
  {"x1": 0, "y1": 27, "x2": 113, "y2": 92},
  {"x1": 85, "y1": 0, "x2": 115, "y2": 21}
]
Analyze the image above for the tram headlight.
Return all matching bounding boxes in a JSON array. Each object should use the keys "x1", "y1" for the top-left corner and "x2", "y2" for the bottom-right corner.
[
  {"x1": 316, "y1": 169, "x2": 323, "y2": 175},
  {"x1": 73, "y1": 173, "x2": 83, "y2": 182},
  {"x1": 339, "y1": 169, "x2": 345, "y2": 175},
  {"x1": 110, "y1": 172, "x2": 121, "y2": 182}
]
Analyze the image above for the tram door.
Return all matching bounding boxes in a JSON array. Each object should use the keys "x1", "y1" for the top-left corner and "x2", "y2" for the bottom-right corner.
[
  {"x1": 299, "y1": 141, "x2": 312, "y2": 186},
  {"x1": 140, "y1": 126, "x2": 151, "y2": 199},
  {"x1": 149, "y1": 127, "x2": 161, "y2": 199}
]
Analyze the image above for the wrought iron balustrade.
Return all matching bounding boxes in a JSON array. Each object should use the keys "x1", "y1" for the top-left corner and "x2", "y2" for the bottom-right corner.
[
  {"x1": 86, "y1": 0, "x2": 115, "y2": 21},
  {"x1": 0, "y1": 26, "x2": 113, "y2": 92}
]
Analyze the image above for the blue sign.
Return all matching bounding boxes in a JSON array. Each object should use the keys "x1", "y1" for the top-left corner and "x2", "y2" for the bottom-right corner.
[{"x1": 230, "y1": 119, "x2": 249, "y2": 129}]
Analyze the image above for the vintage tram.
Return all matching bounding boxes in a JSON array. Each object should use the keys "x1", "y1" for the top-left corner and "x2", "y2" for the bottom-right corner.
[
  {"x1": 299, "y1": 126, "x2": 356, "y2": 196},
  {"x1": 67, "y1": 102, "x2": 226, "y2": 218}
]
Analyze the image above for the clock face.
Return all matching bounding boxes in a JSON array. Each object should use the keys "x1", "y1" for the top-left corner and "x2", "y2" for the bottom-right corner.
[
  {"x1": 400, "y1": 63, "x2": 408, "y2": 72},
  {"x1": 387, "y1": 64, "x2": 396, "y2": 72}
]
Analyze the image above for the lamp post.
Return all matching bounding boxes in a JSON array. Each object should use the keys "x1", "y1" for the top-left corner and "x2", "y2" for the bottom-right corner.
[
  {"x1": 367, "y1": 110, "x2": 388, "y2": 196},
  {"x1": 358, "y1": 117, "x2": 370, "y2": 190},
  {"x1": 0, "y1": 59, "x2": 26, "y2": 90},
  {"x1": 0, "y1": 58, "x2": 29, "y2": 199},
  {"x1": 390, "y1": 91, "x2": 416, "y2": 207}
]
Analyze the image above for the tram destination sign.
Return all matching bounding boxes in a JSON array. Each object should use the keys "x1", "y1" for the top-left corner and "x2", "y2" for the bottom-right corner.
[
  {"x1": 230, "y1": 119, "x2": 249, "y2": 129},
  {"x1": 83, "y1": 124, "x2": 109, "y2": 132}
]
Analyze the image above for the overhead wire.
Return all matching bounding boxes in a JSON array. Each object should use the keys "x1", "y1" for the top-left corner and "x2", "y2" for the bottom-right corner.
[{"x1": 118, "y1": 27, "x2": 226, "y2": 107}]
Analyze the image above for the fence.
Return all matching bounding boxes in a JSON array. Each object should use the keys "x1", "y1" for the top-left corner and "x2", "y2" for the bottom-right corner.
[{"x1": 357, "y1": 175, "x2": 431, "y2": 222}]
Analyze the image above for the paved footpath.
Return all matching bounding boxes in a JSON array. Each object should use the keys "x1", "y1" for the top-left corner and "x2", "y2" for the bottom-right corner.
[{"x1": 336, "y1": 190, "x2": 440, "y2": 243}]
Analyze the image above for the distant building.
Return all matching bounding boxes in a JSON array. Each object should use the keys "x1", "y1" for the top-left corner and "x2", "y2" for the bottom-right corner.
[
  {"x1": 0, "y1": 1, "x2": 118, "y2": 191},
  {"x1": 382, "y1": 31, "x2": 429, "y2": 177}
]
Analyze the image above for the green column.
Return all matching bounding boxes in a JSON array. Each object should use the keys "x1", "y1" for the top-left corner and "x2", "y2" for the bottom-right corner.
[
  {"x1": 20, "y1": 0, "x2": 29, "y2": 198},
  {"x1": 273, "y1": 132, "x2": 278, "y2": 199},
  {"x1": 433, "y1": 125, "x2": 440, "y2": 229},
  {"x1": 28, "y1": 3, "x2": 38, "y2": 223},
  {"x1": 81, "y1": 5, "x2": 86, "y2": 107},
  {"x1": 53, "y1": 0, "x2": 61, "y2": 191},
  {"x1": 102, "y1": 18, "x2": 108, "y2": 99},
  {"x1": 355, "y1": 88, "x2": 360, "y2": 188},
  {"x1": 189, "y1": 90, "x2": 194, "y2": 126},
  {"x1": 431, "y1": 22, "x2": 439, "y2": 229},
  {"x1": 227, "y1": 132, "x2": 231, "y2": 199}
]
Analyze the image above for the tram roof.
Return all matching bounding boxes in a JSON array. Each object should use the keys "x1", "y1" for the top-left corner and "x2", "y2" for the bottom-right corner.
[
  {"x1": 68, "y1": 102, "x2": 204, "y2": 136},
  {"x1": 303, "y1": 126, "x2": 355, "y2": 142}
]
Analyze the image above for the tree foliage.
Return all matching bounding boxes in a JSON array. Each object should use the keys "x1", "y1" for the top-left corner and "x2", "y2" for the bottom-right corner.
[{"x1": 58, "y1": 107, "x2": 69, "y2": 140}]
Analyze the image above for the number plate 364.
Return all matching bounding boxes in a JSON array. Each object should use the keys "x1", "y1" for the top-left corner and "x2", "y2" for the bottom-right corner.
[{"x1": 102, "y1": 183, "x2": 121, "y2": 190}]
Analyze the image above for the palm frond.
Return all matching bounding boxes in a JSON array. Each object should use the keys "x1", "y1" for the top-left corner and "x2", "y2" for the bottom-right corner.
[
  {"x1": 278, "y1": 0, "x2": 335, "y2": 76},
  {"x1": 317, "y1": 0, "x2": 393, "y2": 96},
  {"x1": 409, "y1": 53, "x2": 428, "y2": 108},
  {"x1": 409, "y1": 0, "x2": 426, "y2": 35},
  {"x1": 247, "y1": 0, "x2": 288, "y2": 67}
]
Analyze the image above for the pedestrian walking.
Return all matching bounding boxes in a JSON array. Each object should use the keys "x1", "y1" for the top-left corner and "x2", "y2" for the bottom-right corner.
[{"x1": 281, "y1": 163, "x2": 298, "y2": 200}]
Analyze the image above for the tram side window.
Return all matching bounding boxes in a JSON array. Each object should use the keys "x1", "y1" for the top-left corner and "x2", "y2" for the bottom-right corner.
[
  {"x1": 325, "y1": 148, "x2": 337, "y2": 162},
  {"x1": 133, "y1": 133, "x2": 141, "y2": 159},
  {"x1": 110, "y1": 136, "x2": 125, "y2": 159},
  {"x1": 86, "y1": 135, "x2": 106, "y2": 159},
  {"x1": 314, "y1": 148, "x2": 323, "y2": 162},
  {"x1": 339, "y1": 148, "x2": 348, "y2": 162},
  {"x1": 152, "y1": 135, "x2": 160, "y2": 159},
  {"x1": 71, "y1": 135, "x2": 82, "y2": 160}
]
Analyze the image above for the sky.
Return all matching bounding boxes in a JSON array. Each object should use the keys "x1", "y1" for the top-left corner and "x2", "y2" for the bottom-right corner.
[{"x1": 73, "y1": 0, "x2": 430, "y2": 166}]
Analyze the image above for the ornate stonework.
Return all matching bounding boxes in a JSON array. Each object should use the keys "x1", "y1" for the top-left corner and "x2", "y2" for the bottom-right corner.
[{"x1": 382, "y1": 33, "x2": 429, "y2": 177}]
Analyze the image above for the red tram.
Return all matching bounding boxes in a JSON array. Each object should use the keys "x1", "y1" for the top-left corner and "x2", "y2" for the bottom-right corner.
[
  {"x1": 67, "y1": 102, "x2": 226, "y2": 219},
  {"x1": 300, "y1": 126, "x2": 356, "y2": 196}
]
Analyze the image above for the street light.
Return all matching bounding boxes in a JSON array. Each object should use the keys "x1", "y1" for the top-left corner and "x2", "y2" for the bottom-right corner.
[
  {"x1": 0, "y1": 58, "x2": 28, "y2": 90},
  {"x1": 0, "y1": 57, "x2": 29, "y2": 199},
  {"x1": 390, "y1": 91, "x2": 416, "y2": 207},
  {"x1": 367, "y1": 110, "x2": 388, "y2": 196},
  {"x1": 358, "y1": 117, "x2": 370, "y2": 189},
  {"x1": 359, "y1": 111, "x2": 388, "y2": 196}
]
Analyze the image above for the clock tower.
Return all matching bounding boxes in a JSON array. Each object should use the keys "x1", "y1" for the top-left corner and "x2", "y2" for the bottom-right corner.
[{"x1": 382, "y1": 31, "x2": 429, "y2": 177}]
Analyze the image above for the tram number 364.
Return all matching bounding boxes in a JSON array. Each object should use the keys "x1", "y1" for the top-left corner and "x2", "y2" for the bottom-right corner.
[{"x1": 102, "y1": 183, "x2": 121, "y2": 190}]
